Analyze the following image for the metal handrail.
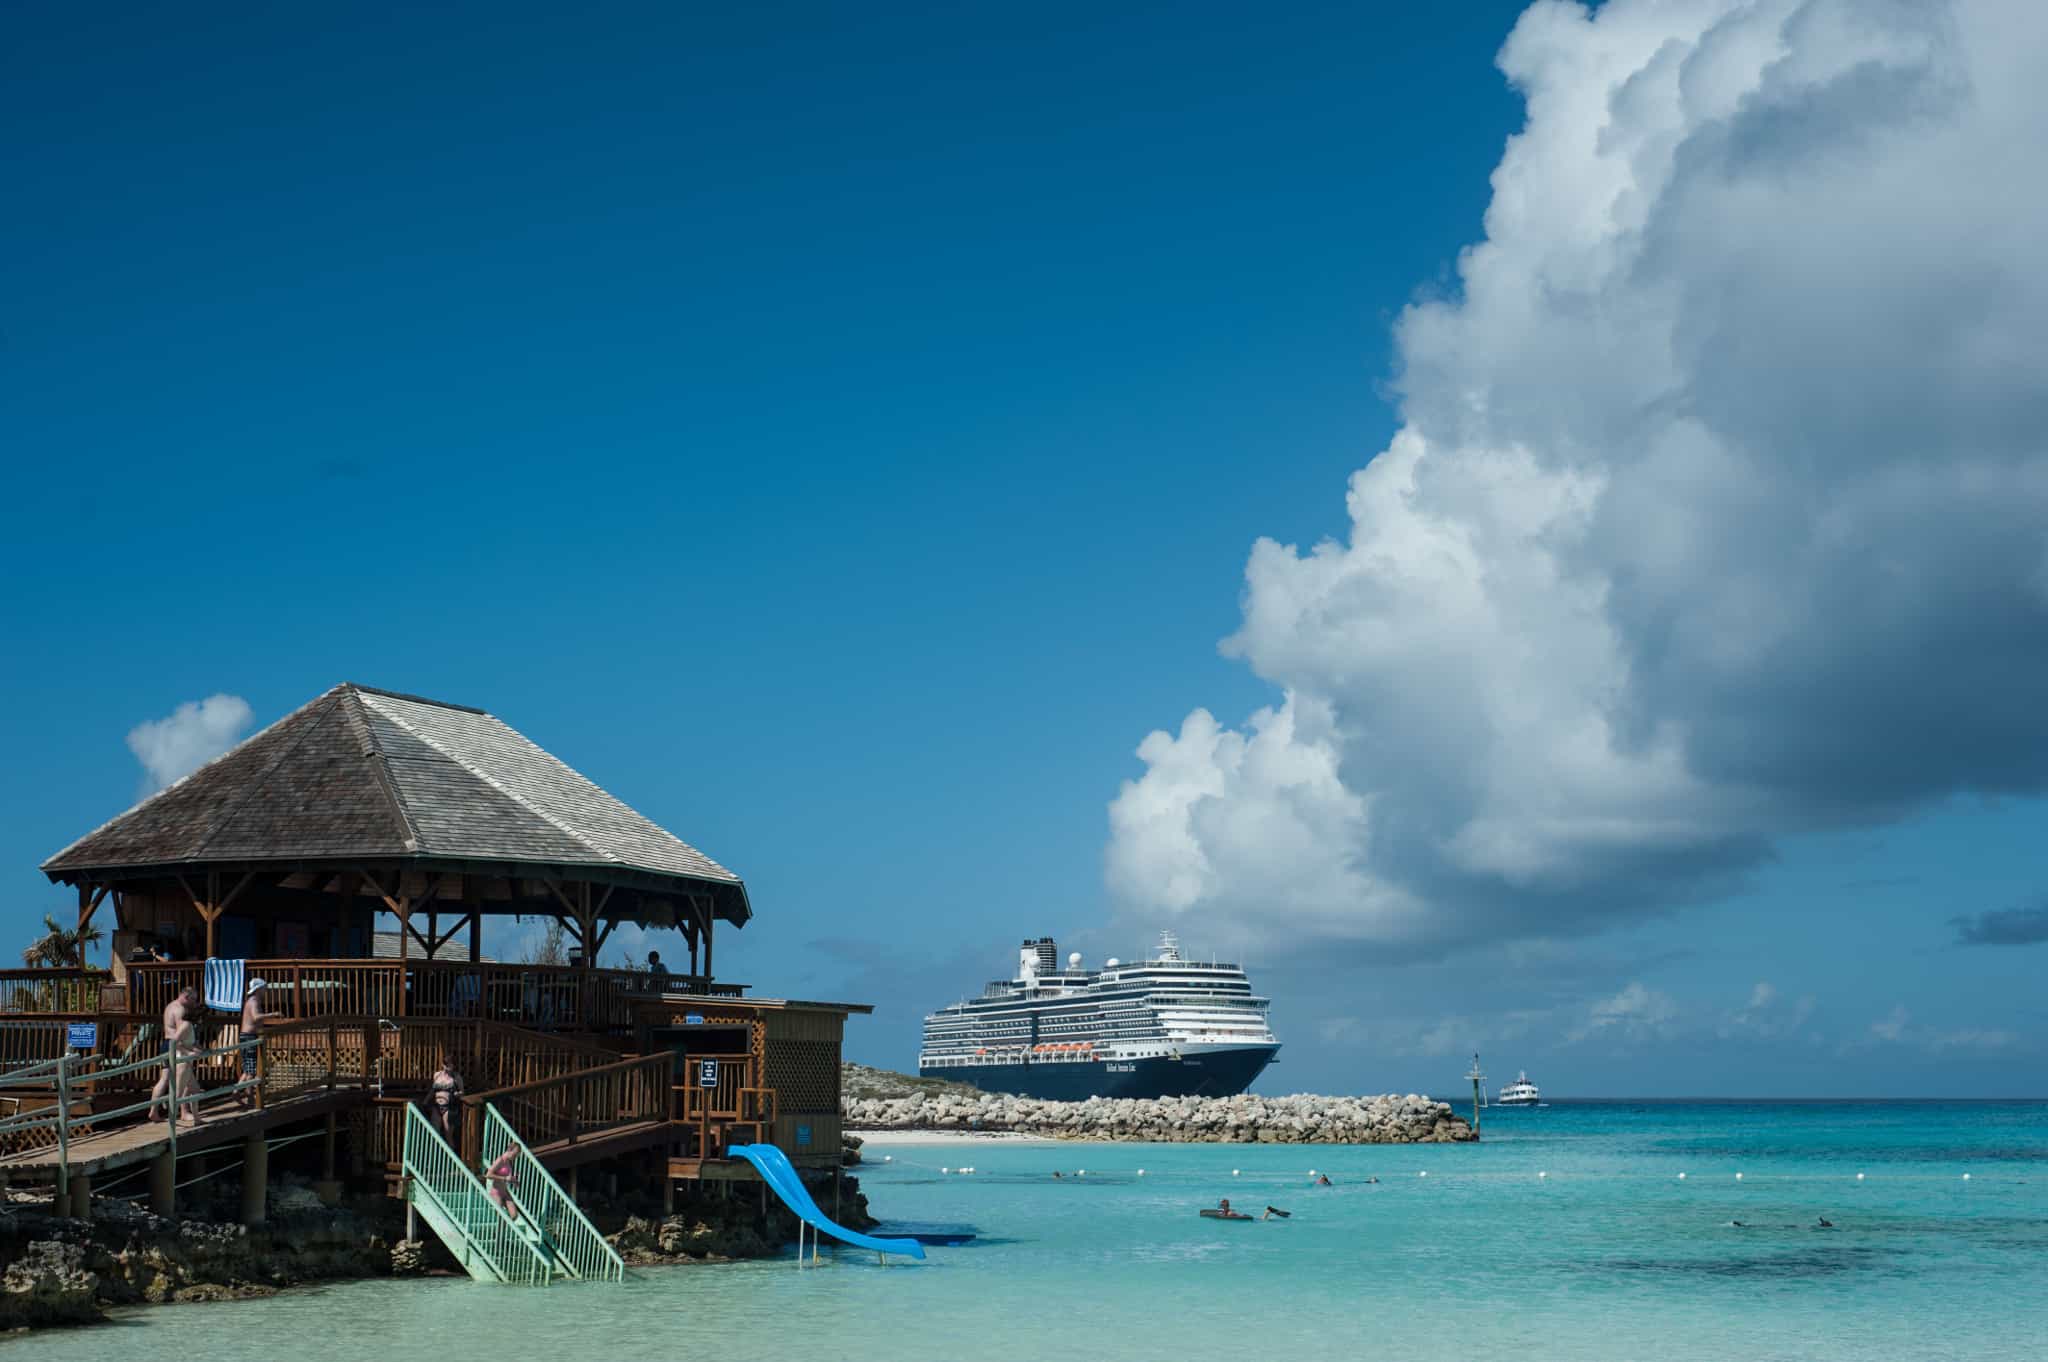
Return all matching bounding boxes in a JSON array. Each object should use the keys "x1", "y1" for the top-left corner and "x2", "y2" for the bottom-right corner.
[
  {"x1": 0, "y1": 1036, "x2": 263, "y2": 1202},
  {"x1": 401, "y1": 1102, "x2": 552, "y2": 1285},
  {"x1": 480, "y1": 1101, "x2": 626, "y2": 1283}
]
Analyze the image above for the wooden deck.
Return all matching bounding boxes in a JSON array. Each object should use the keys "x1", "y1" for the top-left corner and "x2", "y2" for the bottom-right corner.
[{"x1": 0, "y1": 1085, "x2": 369, "y2": 1180}]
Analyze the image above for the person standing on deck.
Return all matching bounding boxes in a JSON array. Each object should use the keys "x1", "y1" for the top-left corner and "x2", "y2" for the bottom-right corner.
[
  {"x1": 237, "y1": 980, "x2": 283, "y2": 1108},
  {"x1": 170, "y1": 1013, "x2": 205, "y2": 1127},
  {"x1": 148, "y1": 986, "x2": 201, "y2": 1121},
  {"x1": 429, "y1": 1051, "x2": 464, "y2": 1145},
  {"x1": 646, "y1": 950, "x2": 670, "y2": 993}
]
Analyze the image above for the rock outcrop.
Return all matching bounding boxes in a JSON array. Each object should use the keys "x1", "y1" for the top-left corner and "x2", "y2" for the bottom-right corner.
[
  {"x1": 604, "y1": 1168, "x2": 874, "y2": 1266},
  {"x1": 0, "y1": 1186, "x2": 399, "y2": 1332},
  {"x1": 842, "y1": 1087, "x2": 1476, "y2": 1144}
]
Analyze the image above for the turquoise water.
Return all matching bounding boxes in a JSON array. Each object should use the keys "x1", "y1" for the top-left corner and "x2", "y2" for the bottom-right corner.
[{"x1": 20, "y1": 1102, "x2": 2047, "y2": 1361}]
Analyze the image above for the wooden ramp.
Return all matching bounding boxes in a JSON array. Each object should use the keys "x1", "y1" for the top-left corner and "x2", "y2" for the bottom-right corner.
[
  {"x1": 0, "y1": 1086, "x2": 369, "y2": 1181},
  {"x1": 526, "y1": 1117, "x2": 680, "y2": 1172}
]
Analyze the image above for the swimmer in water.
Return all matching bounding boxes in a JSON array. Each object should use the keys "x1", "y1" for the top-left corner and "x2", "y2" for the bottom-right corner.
[
  {"x1": 1052, "y1": 1171, "x2": 1062, "y2": 1179},
  {"x1": 1263, "y1": 1206, "x2": 1291, "y2": 1220},
  {"x1": 1317, "y1": 1175, "x2": 1333, "y2": 1187},
  {"x1": 1817, "y1": 1217, "x2": 1833, "y2": 1228}
]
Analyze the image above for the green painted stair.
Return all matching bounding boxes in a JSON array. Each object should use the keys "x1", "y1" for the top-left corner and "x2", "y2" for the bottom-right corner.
[
  {"x1": 400, "y1": 1103, "x2": 558, "y2": 1285},
  {"x1": 477, "y1": 1102, "x2": 627, "y2": 1283}
]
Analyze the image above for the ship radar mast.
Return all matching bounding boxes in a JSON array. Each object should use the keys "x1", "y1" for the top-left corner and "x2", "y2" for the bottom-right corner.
[{"x1": 1157, "y1": 930, "x2": 1181, "y2": 961}]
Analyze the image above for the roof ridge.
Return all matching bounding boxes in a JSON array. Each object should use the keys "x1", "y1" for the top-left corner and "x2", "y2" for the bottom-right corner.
[
  {"x1": 338, "y1": 691, "x2": 422, "y2": 853},
  {"x1": 38, "y1": 687, "x2": 336, "y2": 873},
  {"x1": 342, "y1": 682, "x2": 488, "y2": 715},
  {"x1": 358, "y1": 693, "x2": 618, "y2": 867}
]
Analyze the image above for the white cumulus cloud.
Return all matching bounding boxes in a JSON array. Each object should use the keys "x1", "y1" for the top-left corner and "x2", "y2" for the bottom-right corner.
[
  {"x1": 1107, "y1": 0, "x2": 2048, "y2": 955},
  {"x1": 126, "y1": 694, "x2": 255, "y2": 794}
]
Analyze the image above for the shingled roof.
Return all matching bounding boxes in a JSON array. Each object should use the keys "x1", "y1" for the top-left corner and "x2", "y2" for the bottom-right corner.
[{"x1": 42, "y1": 684, "x2": 749, "y2": 922}]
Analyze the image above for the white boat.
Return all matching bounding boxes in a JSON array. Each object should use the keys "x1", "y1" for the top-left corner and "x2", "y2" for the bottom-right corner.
[{"x1": 1495, "y1": 1070, "x2": 1541, "y2": 1106}]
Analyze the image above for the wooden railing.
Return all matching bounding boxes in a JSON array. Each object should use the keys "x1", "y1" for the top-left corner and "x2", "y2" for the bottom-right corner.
[
  {"x1": 0, "y1": 970, "x2": 109, "y2": 1015},
  {"x1": 123, "y1": 958, "x2": 742, "y2": 1032},
  {"x1": 460, "y1": 1052, "x2": 675, "y2": 1167},
  {"x1": 674, "y1": 1053, "x2": 775, "y2": 1158}
]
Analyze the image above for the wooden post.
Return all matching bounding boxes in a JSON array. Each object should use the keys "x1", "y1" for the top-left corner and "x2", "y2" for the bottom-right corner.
[
  {"x1": 76, "y1": 884, "x2": 107, "y2": 948},
  {"x1": 68, "y1": 1171, "x2": 92, "y2": 1221},
  {"x1": 315, "y1": 1113, "x2": 341, "y2": 1206},
  {"x1": 54, "y1": 1055, "x2": 70, "y2": 1206},
  {"x1": 150, "y1": 1149, "x2": 176, "y2": 1217},
  {"x1": 327, "y1": 1020, "x2": 338, "y2": 1089},
  {"x1": 240, "y1": 1134, "x2": 269, "y2": 1226}
]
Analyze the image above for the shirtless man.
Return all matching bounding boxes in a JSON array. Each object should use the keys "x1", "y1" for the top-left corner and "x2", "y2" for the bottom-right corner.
[
  {"x1": 148, "y1": 986, "x2": 201, "y2": 1121},
  {"x1": 237, "y1": 979, "x2": 283, "y2": 1108}
]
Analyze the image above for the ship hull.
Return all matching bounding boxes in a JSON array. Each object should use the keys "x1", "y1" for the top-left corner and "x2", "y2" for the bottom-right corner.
[{"x1": 921, "y1": 1044, "x2": 1278, "y2": 1100}]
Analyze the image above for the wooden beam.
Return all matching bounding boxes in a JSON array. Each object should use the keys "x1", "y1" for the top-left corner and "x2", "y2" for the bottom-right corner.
[
  {"x1": 216, "y1": 870, "x2": 259, "y2": 914},
  {"x1": 76, "y1": 884, "x2": 108, "y2": 940},
  {"x1": 428, "y1": 910, "x2": 478, "y2": 955},
  {"x1": 537, "y1": 873, "x2": 581, "y2": 919}
]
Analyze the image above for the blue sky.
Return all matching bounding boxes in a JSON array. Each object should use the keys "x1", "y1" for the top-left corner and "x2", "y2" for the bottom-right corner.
[{"x1": 6, "y1": 1, "x2": 2044, "y2": 1098}]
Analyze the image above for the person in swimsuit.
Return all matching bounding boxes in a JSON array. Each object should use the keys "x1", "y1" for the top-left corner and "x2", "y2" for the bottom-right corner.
[
  {"x1": 1317, "y1": 1174, "x2": 1333, "y2": 1186},
  {"x1": 171, "y1": 1015, "x2": 206, "y2": 1127},
  {"x1": 487, "y1": 1143, "x2": 523, "y2": 1221},
  {"x1": 237, "y1": 979, "x2": 283, "y2": 1108},
  {"x1": 429, "y1": 1052, "x2": 464, "y2": 1144},
  {"x1": 148, "y1": 986, "x2": 201, "y2": 1122}
]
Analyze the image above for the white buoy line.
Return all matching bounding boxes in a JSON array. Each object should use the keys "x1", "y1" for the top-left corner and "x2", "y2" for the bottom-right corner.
[{"x1": 867, "y1": 1156, "x2": 2002, "y2": 1186}]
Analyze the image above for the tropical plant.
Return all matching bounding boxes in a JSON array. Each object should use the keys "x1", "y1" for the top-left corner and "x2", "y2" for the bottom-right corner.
[
  {"x1": 20, "y1": 912, "x2": 104, "y2": 968},
  {"x1": 523, "y1": 918, "x2": 569, "y2": 966}
]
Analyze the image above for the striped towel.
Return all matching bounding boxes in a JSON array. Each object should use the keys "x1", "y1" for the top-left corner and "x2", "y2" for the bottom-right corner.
[{"x1": 204, "y1": 958, "x2": 246, "y2": 1012}]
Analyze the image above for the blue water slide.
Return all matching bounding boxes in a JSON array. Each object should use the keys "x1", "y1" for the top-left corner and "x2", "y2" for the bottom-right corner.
[{"x1": 726, "y1": 1144, "x2": 927, "y2": 1261}]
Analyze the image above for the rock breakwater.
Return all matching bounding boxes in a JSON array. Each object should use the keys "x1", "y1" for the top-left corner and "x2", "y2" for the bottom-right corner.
[{"x1": 843, "y1": 1088, "x2": 1476, "y2": 1144}]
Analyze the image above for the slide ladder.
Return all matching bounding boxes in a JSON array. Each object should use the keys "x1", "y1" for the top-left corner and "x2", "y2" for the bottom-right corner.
[
  {"x1": 727, "y1": 1143, "x2": 927, "y2": 1263},
  {"x1": 400, "y1": 1104, "x2": 555, "y2": 1285},
  {"x1": 477, "y1": 1102, "x2": 627, "y2": 1282}
]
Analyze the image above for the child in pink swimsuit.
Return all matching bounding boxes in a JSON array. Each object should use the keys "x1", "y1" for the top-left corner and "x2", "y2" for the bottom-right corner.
[{"x1": 486, "y1": 1145, "x2": 522, "y2": 1222}]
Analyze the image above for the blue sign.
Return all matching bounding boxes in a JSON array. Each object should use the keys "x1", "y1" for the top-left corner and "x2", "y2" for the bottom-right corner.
[
  {"x1": 685, "y1": 1013, "x2": 704, "y2": 1025},
  {"x1": 66, "y1": 1022, "x2": 97, "y2": 1051},
  {"x1": 796, "y1": 1124, "x2": 812, "y2": 1147},
  {"x1": 698, "y1": 1058, "x2": 718, "y2": 1088}
]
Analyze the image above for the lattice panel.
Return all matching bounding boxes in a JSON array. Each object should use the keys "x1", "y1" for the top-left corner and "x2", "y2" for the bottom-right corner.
[{"x1": 764, "y1": 1038, "x2": 839, "y2": 1114}]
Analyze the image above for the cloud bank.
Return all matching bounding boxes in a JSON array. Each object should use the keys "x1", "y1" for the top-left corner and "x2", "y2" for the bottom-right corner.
[
  {"x1": 1951, "y1": 899, "x2": 2048, "y2": 946},
  {"x1": 126, "y1": 694, "x2": 255, "y2": 793},
  {"x1": 1108, "y1": 0, "x2": 2048, "y2": 954}
]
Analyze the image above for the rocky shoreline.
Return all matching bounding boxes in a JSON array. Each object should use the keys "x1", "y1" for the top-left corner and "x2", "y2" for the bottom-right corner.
[
  {"x1": 1, "y1": 1182, "x2": 402, "y2": 1332},
  {"x1": 843, "y1": 1088, "x2": 1477, "y2": 1144},
  {"x1": 1, "y1": 1166, "x2": 871, "y2": 1334}
]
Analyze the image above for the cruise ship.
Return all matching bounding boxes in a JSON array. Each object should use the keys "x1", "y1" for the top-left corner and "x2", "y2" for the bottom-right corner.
[{"x1": 918, "y1": 933, "x2": 1280, "y2": 1100}]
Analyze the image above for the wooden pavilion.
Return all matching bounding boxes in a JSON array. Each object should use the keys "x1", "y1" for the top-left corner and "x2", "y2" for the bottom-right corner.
[
  {"x1": 44, "y1": 682, "x2": 750, "y2": 988},
  {"x1": 5, "y1": 683, "x2": 865, "y2": 1218}
]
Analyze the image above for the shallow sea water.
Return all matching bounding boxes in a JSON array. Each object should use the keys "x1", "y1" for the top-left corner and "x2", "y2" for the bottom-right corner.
[{"x1": 18, "y1": 1101, "x2": 2046, "y2": 1362}]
